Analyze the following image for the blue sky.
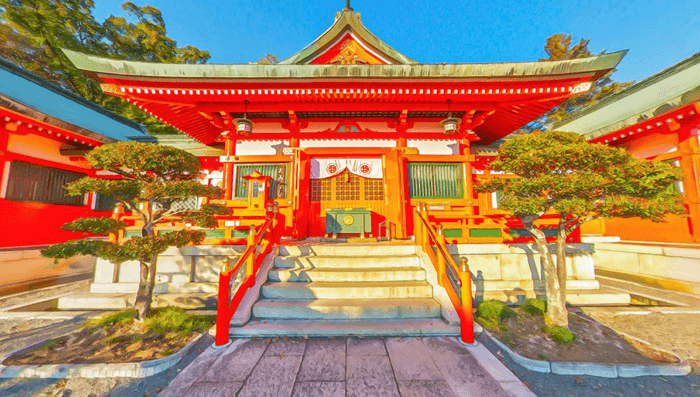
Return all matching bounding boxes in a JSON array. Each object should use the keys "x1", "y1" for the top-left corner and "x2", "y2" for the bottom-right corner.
[{"x1": 93, "y1": 0, "x2": 699, "y2": 83}]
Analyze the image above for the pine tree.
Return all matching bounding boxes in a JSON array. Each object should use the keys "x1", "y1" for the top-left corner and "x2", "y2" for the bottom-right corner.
[{"x1": 476, "y1": 131, "x2": 685, "y2": 328}]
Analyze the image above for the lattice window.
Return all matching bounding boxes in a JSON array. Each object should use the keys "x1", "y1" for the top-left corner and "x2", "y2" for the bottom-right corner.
[
  {"x1": 310, "y1": 178, "x2": 331, "y2": 201},
  {"x1": 408, "y1": 163, "x2": 462, "y2": 199},
  {"x1": 364, "y1": 178, "x2": 384, "y2": 201},
  {"x1": 6, "y1": 161, "x2": 85, "y2": 206},
  {"x1": 335, "y1": 171, "x2": 360, "y2": 201}
]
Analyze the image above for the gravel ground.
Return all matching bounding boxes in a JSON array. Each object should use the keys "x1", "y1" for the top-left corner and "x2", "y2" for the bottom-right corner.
[
  {"x1": 478, "y1": 309, "x2": 700, "y2": 397},
  {"x1": 479, "y1": 334, "x2": 700, "y2": 397},
  {"x1": 0, "y1": 333, "x2": 214, "y2": 397},
  {"x1": 584, "y1": 310, "x2": 700, "y2": 373}
]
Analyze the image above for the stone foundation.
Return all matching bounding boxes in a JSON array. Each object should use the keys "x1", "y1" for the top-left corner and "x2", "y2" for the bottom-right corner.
[
  {"x1": 90, "y1": 245, "x2": 245, "y2": 294},
  {"x1": 592, "y1": 242, "x2": 700, "y2": 294}
]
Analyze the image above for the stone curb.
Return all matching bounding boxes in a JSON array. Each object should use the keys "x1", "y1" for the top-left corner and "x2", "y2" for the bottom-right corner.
[
  {"x1": 482, "y1": 329, "x2": 691, "y2": 378},
  {"x1": 0, "y1": 331, "x2": 208, "y2": 379}
]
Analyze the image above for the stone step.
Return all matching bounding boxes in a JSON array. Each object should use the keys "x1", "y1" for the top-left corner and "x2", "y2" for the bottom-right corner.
[
  {"x1": 279, "y1": 245, "x2": 417, "y2": 257},
  {"x1": 252, "y1": 298, "x2": 442, "y2": 320},
  {"x1": 261, "y1": 281, "x2": 433, "y2": 300},
  {"x1": 274, "y1": 255, "x2": 420, "y2": 269},
  {"x1": 229, "y1": 318, "x2": 462, "y2": 337},
  {"x1": 57, "y1": 292, "x2": 217, "y2": 310},
  {"x1": 268, "y1": 267, "x2": 426, "y2": 283}
]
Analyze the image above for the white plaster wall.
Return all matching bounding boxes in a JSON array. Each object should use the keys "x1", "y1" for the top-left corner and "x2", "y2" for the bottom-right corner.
[
  {"x1": 300, "y1": 139, "x2": 395, "y2": 148},
  {"x1": 235, "y1": 140, "x2": 288, "y2": 155},
  {"x1": 406, "y1": 139, "x2": 459, "y2": 155}
]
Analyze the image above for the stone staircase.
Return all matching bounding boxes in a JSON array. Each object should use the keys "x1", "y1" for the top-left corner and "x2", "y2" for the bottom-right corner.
[{"x1": 230, "y1": 244, "x2": 460, "y2": 337}]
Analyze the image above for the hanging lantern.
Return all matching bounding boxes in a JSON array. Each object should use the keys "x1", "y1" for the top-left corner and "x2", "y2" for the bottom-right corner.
[
  {"x1": 440, "y1": 99, "x2": 461, "y2": 136},
  {"x1": 234, "y1": 99, "x2": 254, "y2": 136}
]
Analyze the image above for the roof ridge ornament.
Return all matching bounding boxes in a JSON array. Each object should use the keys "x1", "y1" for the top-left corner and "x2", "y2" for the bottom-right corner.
[{"x1": 346, "y1": 0, "x2": 352, "y2": 10}]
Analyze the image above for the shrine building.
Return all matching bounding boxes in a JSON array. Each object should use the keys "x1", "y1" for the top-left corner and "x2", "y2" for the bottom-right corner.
[
  {"x1": 0, "y1": 57, "x2": 150, "y2": 248},
  {"x1": 63, "y1": 6, "x2": 625, "y2": 244}
]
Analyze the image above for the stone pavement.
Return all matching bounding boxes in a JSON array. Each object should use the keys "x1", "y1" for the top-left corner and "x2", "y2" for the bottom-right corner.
[{"x1": 160, "y1": 336, "x2": 534, "y2": 397}]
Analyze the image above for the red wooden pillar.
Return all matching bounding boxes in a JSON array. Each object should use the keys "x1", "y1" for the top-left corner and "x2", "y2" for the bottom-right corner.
[
  {"x1": 223, "y1": 136, "x2": 237, "y2": 200},
  {"x1": 461, "y1": 137, "x2": 476, "y2": 226},
  {"x1": 0, "y1": 123, "x2": 13, "y2": 190},
  {"x1": 677, "y1": 124, "x2": 700, "y2": 242}
]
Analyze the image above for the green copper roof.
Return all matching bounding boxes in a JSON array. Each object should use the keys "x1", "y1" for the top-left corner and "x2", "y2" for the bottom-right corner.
[
  {"x1": 551, "y1": 51, "x2": 700, "y2": 140},
  {"x1": 62, "y1": 48, "x2": 626, "y2": 81},
  {"x1": 0, "y1": 57, "x2": 146, "y2": 142},
  {"x1": 278, "y1": 8, "x2": 417, "y2": 65}
]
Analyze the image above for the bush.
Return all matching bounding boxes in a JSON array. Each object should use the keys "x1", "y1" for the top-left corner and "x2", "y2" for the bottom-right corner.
[
  {"x1": 521, "y1": 298, "x2": 547, "y2": 316},
  {"x1": 477, "y1": 300, "x2": 516, "y2": 322},
  {"x1": 543, "y1": 325, "x2": 575, "y2": 345}
]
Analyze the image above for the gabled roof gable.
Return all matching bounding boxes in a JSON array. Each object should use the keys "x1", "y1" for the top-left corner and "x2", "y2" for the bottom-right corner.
[{"x1": 279, "y1": 8, "x2": 417, "y2": 65}]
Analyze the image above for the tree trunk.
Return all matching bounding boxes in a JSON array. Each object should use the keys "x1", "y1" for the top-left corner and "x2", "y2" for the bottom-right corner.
[
  {"x1": 556, "y1": 219, "x2": 568, "y2": 304},
  {"x1": 524, "y1": 221, "x2": 569, "y2": 329},
  {"x1": 134, "y1": 223, "x2": 157, "y2": 321}
]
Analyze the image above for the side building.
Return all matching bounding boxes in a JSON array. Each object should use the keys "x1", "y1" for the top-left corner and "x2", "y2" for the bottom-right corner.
[
  {"x1": 0, "y1": 57, "x2": 150, "y2": 248},
  {"x1": 552, "y1": 52, "x2": 700, "y2": 294}
]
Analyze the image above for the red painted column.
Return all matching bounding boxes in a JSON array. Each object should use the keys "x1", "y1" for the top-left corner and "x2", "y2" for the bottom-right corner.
[
  {"x1": 678, "y1": 124, "x2": 700, "y2": 242},
  {"x1": 223, "y1": 136, "x2": 236, "y2": 200},
  {"x1": 0, "y1": 127, "x2": 9, "y2": 190}
]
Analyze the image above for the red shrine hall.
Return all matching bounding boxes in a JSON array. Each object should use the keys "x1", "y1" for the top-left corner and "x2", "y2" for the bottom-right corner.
[{"x1": 65, "y1": 7, "x2": 625, "y2": 243}]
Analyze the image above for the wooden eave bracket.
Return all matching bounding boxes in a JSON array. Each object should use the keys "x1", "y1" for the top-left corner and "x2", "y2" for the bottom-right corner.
[{"x1": 282, "y1": 110, "x2": 309, "y2": 133}]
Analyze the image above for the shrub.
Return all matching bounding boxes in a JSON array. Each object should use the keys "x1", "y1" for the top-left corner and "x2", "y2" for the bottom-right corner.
[
  {"x1": 543, "y1": 325, "x2": 575, "y2": 345},
  {"x1": 521, "y1": 298, "x2": 547, "y2": 316},
  {"x1": 477, "y1": 300, "x2": 516, "y2": 322}
]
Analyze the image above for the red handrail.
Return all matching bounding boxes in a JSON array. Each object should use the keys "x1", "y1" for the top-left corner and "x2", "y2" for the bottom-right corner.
[
  {"x1": 214, "y1": 212, "x2": 276, "y2": 347},
  {"x1": 414, "y1": 202, "x2": 475, "y2": 345}
]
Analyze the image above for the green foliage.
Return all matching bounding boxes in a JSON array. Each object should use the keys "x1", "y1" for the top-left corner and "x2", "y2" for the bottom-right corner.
[
  {"x1": 62, "y1": 217, "x2": 127, "y2": 235},
  {"x1": 38, "y1": 339, "x2": 59, "y2": 350},
  {"x1": 521, "y1": 299, "x2": 547, "y2": 316},
  {"x1": 86, "y1": 142, "x2": 202, "y2": 179},
  {"x1": 181, "y1": 203, "x2": 231, "y2": 229},
  {"x1": 0, "y1": 0, "x2": 210, "y2": 135},
  {"x1": 477, "y1": 300, "x2": 517, "y2": 322},
  {"x1": 85, "y1": 307, "x2": 215, "y2": 335},
  {"x1": 143, "y1": 307, "x2": 215, "y2": 334},
  {"x1": 476, "y1": 131, "x2": 686, "y2": 231},
  {"x1": 543, "y1": 325, "x2": 576, "y2": 345},
  {"x1": 517, "y1": 34, "x2": 632, "y2": 134},
  {"x1": 88, "y1": 309, "x2": 135, "y2": 328}
]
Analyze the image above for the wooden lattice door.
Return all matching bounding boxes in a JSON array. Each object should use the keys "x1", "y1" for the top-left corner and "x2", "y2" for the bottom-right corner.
[{"x1": 308, "y1": 170, "x2": 387, "y2": 237}]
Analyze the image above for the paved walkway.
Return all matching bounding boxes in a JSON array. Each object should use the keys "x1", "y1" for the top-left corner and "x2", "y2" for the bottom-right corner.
[{"x1": 160, "y1": 336, "x2": 534, "y2": 397}]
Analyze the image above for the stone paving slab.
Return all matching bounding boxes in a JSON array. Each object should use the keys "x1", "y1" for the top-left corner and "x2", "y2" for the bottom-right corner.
[
  {"x1": 397, "y1": 380, "x2": 456, "y2": 397},
  {"x1": 346, "y1": 355, "x2": 400, "y2": 397},
  {"x1": 297, "y1": 338, "x2": 345, "y2": 382},
  {"x1": 185, "y1": 381, "x2": 243, "y2": 397},
  {"x1": 292, "y1": 381, "x2": 345, "y2": 397},
  {"x1": 197, "y1": 338, "x2": 268, "y2": 383},
  {"x1": 237, "y1": 355, "x2": 302, "y2": 397},
  {"x1": 346, "y1": 337, "x2": 386, "y2": 356},
  {"x1": 159, "y1": 336, "x2": 533, "y2": 397},
  {"x1": 386, "y1": 338, "x2": 443, "y2": 381}
]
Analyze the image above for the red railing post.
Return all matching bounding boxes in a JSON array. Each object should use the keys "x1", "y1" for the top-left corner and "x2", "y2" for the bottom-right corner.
[
  {"x1": 414, "y1": 205, "x2": 423, "y2": 246},
  {"x1": 214, "y1": 258, "x2": 232, "y2": 347},
  {"x1": 436, "y1": 224, "x2": 446, "y2": 286},
  {"x1": 421, "y1": 204, "x2": 431, "y2": 254},
  {"x1": 246, "y1": 225, "x2": 256, "y2": 282},
  {"x1": 459, "y1": 256, "x2": 476, "y2": 345}
]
